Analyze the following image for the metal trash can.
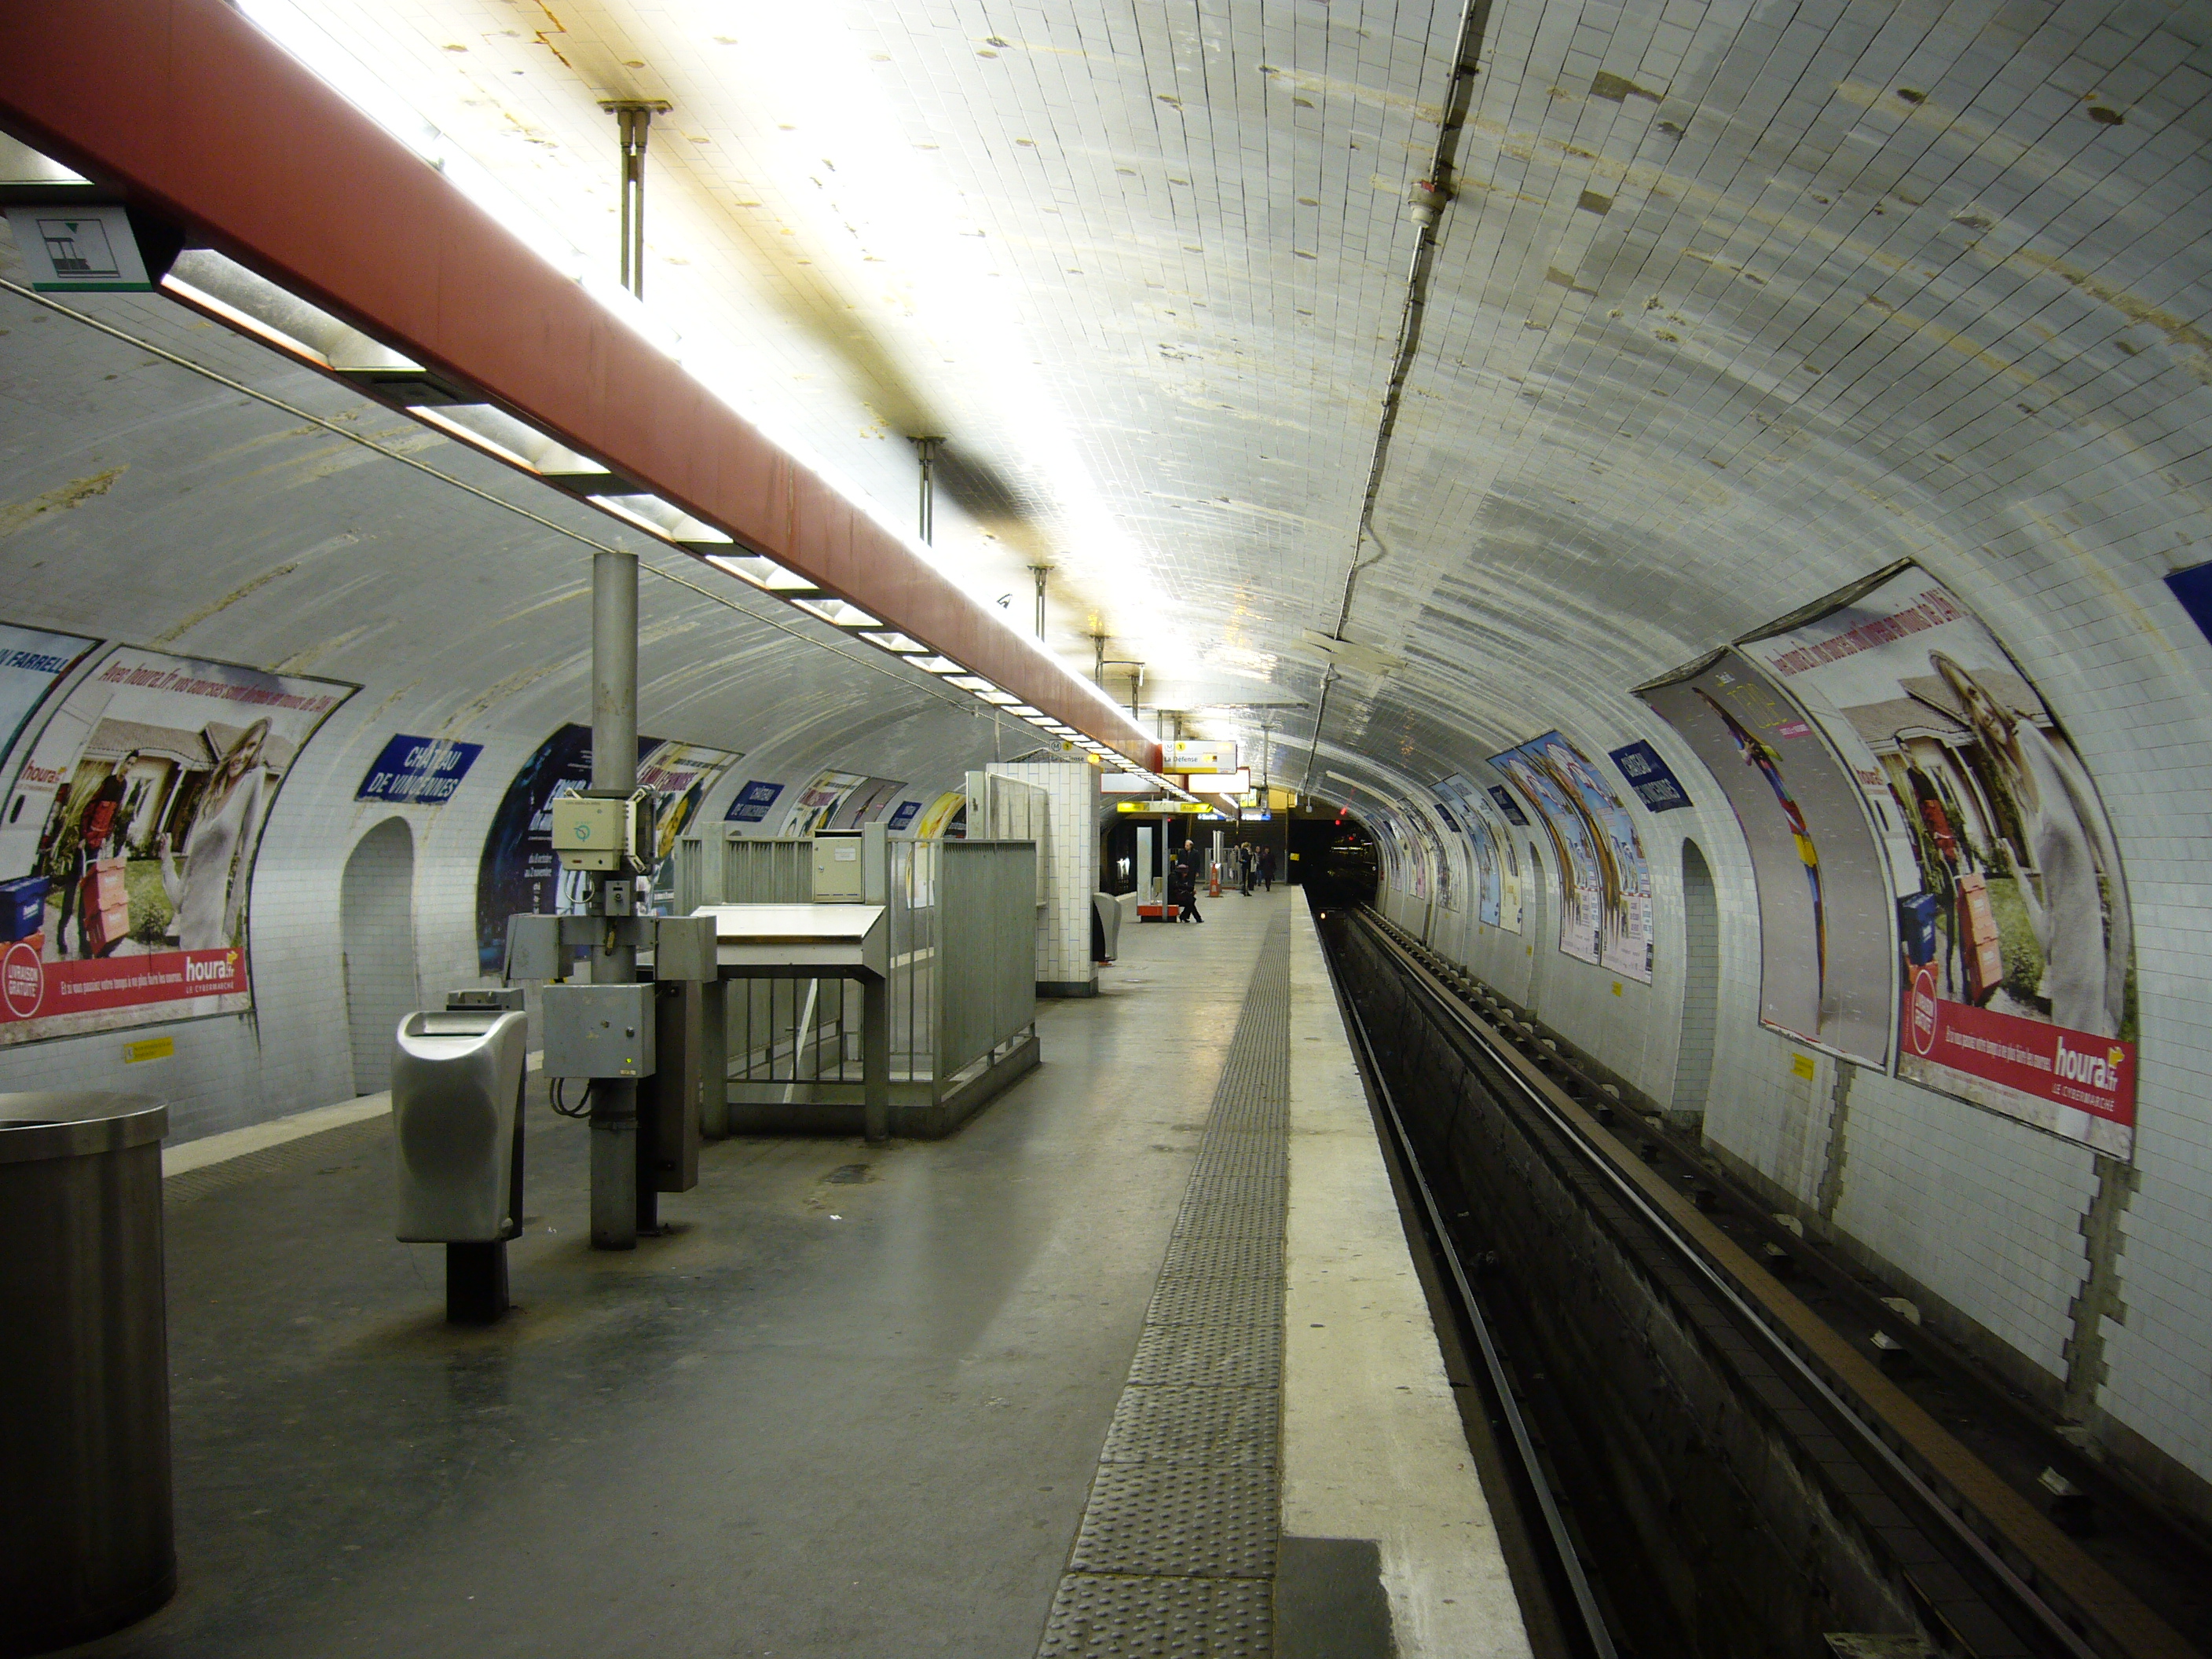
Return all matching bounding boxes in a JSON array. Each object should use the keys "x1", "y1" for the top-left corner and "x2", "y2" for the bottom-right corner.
[
  {"x1": 392, "y1": 999, "x2": 529, "y2": 1323},
  {"x1": 0, "y1": 1091, "x2": 173, "y2": 1657}
]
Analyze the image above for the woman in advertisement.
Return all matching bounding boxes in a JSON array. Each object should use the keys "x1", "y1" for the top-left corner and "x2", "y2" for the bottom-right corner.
[
  {"x1": 1931, "y1": 653, "x2": 2130, "y2": 1038},
  {"x1": 157, "y1": 719, "x2": 269, "y2": 950}
]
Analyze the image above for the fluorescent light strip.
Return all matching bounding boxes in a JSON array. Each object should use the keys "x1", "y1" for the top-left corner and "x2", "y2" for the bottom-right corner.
[
  {"x1": 163, "y1": 220, "x2": 1146, "y2": 760},
  {"x1": 161, "y1": 250, "x2": 421, "y2": 373},
  {"x1": 405, "y1": 402, "x2": 608, "y2": 477},
  {"x1": 790, "y1": 597, "x2": 882, "y2": 628},
  {"x1": 222, "y1": 9, "x2": 1162, "y2": 758},
  {"x1": 705, "y1": 552, "x2": 820, "y2": 594},
  {"x1": 588, "y1": 493, "x2": 734, "y2": 546}
]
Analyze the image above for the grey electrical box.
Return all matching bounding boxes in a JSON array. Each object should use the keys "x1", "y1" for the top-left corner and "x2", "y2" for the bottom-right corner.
[
  {"x1": 652, "y1": 914, "x2": 719, "y2": 982},
  {"x1": 449, "y1": 987, "x2": 526, "y2": 1013},
  {"x1": 541, "y1": 983, "x2": 657, "y2": 1078},
  {"x1": 504, "y1": 913, "x2": 565, "y2": 983},
  {"x1": 812, "y1": 831, "x2": 866, "y2": 902}
]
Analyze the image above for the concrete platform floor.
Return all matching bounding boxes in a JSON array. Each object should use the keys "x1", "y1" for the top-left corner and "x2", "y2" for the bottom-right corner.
[{"x1": 74, "y1": 891, "x2": 1293, "y2": 1659}]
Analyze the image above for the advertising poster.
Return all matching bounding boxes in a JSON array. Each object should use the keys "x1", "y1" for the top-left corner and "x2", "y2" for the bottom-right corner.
[
  {"x1": 1437, "y1": 772, "x2": 1522, "y2": 932},
  {"x1": 778, "y1": 769, "x2": 907, "y2": 835},
  {"x1": 1487, "y1": 784, "x2": 1529, "y2": 826},
  {"x1": 1489, "y1": 731, "x2": 1653, "y2": 981},
  {"x1": 1379, "y1": 809, "x2": 1426, "y2": 900},
  {"x1": 915, "y1": 790, "x2": 967, "y2": 839},
  {"x1": 1639, "y1": 649, "x2": 1895, "y2": 1064},
  {"x1": 0, "y1": 621, "x2": 99, "y2": 768},
  {"x1": 1412, "y1": 804, "x2": 1452, "y2": 910},
  {"x1": 1738, "y1": 565, "x2": 2137, "y2": 1155},
  {"x1": 473, "y1": 724, "x2": 741, "y2": 969},
  {"x1": 0, "y1": 647, "x2": 353, "y2": 1043}
]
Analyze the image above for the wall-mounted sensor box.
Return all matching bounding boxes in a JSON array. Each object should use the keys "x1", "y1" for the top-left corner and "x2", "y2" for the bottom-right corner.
[
  {"x1": 553, "y1": 796, "x2": 641, "y2": 876},
  {"x1": 540, "y1": 983, "x2": 657, "y2": 1078},
  {"x1": 812, "y1": 831, "x2": 866, "y2": 902}
]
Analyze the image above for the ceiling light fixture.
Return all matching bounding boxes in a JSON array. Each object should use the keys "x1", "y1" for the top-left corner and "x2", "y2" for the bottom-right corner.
[
  {"x1": 404, "y1": 402, "x2": 608, "y2": 476},
  {"x1": 588, "y1": 492, "x2": 733, "y2": 545},
  {"x1": 705, "y1": 552, "x2": 820, "y2": 594},
  {"x1": 160, "y1": 248, "x2": 422, "y2": 373},
  {"x1": 790, "y1": 597, "x2": 882, "y2": 628}
]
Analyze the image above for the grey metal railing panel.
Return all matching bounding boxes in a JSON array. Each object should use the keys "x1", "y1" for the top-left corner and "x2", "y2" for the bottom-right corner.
[
  {"x1": 668, "y1": 833, "x2": 1033, "y2": 1101},
  {"x1": 938, "y1": 840, "x2": 1038, "y2": 1080}
]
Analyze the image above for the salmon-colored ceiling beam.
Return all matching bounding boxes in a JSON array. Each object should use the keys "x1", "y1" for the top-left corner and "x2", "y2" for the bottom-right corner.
[{"x1": 0, "y1": 0, "x2": 1159, "y2": 769}]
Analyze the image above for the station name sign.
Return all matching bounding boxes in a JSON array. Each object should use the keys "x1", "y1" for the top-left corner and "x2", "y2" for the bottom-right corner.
[{"x1": 357, "y1": 734, "x2": 484, "y2": 804}]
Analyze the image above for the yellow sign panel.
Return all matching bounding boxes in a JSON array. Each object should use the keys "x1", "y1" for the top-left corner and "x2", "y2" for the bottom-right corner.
[
  {"x1": 124, "y1": 1036, "x2": 174, "y2": 1064},
  {"x1": 1116, "y1": 799, "x2": 1207, "y2": 814},
  {"x1": 1790, "y1": 1053, "x2": 1817, "y2": 1080}
]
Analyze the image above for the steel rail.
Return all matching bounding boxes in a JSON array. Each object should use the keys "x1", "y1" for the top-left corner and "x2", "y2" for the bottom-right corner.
[{"x1": 1350, "y1": 908, "x2": 2107, "y2": 1659}]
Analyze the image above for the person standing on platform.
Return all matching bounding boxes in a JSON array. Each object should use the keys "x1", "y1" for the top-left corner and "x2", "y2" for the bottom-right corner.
[
  {"x1": 1241, "y1": 842, "x2": 1256, "y2": 896},
  {"x1": 1260, "y1": 844, "x2": 1276, "y2": 891},
  {"x1": 1170, "y1": 854, "x2": 1203, "y2": 923}
]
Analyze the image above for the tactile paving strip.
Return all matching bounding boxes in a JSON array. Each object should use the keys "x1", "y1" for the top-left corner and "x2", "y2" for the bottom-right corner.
[
  {"x1": 1035, "y1": 914, "x2": 1291, "y2": 1658},
  {"x1": 1068, "y1": 1464, "x2": 1278, "y2": 1578},
  {"x1": 1101, "y1": 1386, "x2": 1280, "y2": 1465},
  {"x1": 1036, "y1": 1574, "x2": 1273, "y2": 1658},
  {"x1": 1126, "y1": 1321, "x2": 1277, "y2": 1390}
]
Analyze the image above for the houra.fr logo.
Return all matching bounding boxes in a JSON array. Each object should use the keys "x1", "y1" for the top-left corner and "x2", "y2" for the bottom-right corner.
[
  {"x1": 2055, "y1": 1035, "x2": 2121, "y2": 1093},
  {"x1": 183, "y1": 951, "x2": 240, "y2": 987}
]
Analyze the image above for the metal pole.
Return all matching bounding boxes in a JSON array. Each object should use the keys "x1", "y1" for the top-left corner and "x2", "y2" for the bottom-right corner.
[
  {"x1": 590, "y1": 548, "x2": 641, "y2": 1250},
  {"x1": 599, "y1": 101, "x2": 667, "y2": 301},
  {"x1": 1031, "y1": 565, "x2": 1049, "y2": 640},
  {"x1": 862, "y1": 979, "x2": 890, "y2": 1144},
  {"x1": 911, "y1": 437, "x2": 942, "y2": 544}
]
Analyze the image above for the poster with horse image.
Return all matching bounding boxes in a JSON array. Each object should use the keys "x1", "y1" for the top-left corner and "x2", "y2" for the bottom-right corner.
[
  {"x1": 0, "y1": 646, "x2": 353, "y2": 1043},
  {"x1": 1738, "y1": 564, "x2": 2138, "y2": 1155}
]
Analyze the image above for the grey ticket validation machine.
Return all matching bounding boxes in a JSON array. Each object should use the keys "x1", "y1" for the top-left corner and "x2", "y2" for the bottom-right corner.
[{"x1": 392, "y1": 989, "x2": 529, "y2": 1324}]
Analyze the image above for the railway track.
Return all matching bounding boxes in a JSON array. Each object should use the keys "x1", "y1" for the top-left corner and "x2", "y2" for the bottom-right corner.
[{"x1": 1314, "y1": 901, "x2": 2199, "y2": 1659}]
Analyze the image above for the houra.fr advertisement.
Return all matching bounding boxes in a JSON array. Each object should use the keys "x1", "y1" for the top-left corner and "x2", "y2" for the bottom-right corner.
[
  {"x1": 0, "y1": 644, "x2": 353, "y2": 1044},
  {"x1": 1738, "y1": 563, "x2": 2138, "y2": 1159}
]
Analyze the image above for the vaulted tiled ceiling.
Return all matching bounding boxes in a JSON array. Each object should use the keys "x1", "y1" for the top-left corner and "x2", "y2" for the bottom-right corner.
[{"x1": 218, "y1": 0, "x2": 2212, "y2": 796}]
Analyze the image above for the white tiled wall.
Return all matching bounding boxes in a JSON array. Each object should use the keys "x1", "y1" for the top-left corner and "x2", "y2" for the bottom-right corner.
[{"x1": 989, "y1": 759, "x2": 1102, "y2": 991}]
